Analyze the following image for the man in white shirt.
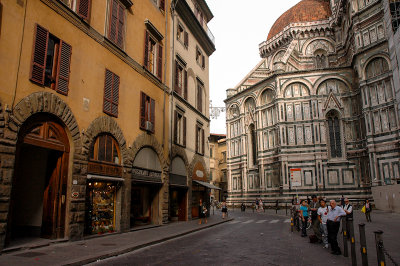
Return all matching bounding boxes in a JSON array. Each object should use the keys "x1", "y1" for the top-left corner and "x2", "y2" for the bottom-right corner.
[
  {"x1": 343, "y1": 198, "x2": 353, "y2": 240},
  {"x1": 317, "y1": 199, "x2": 329, "y2": 248},
  {"x1": 327, "y1": 200, "x2": 346, "y2": 255}
]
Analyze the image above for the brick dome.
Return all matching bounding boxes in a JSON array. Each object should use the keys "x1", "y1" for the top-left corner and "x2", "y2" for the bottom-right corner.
[{"x1": 267, "y1": 0, "x2": 331, "y2": 40}]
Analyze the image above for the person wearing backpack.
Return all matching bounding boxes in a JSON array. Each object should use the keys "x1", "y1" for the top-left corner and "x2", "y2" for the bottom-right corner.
[{"x1": 310, "y1": 195, "x2": 322, "y2": 242}]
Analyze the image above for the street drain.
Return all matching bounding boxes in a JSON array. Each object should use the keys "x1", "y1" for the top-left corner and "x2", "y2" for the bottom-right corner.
[
  {"x1": 14, "y1": 251, "x2": 46, "y2": 258},
  {"x1": 101, "y1": 243, "x2": 116, "y2": 246}
]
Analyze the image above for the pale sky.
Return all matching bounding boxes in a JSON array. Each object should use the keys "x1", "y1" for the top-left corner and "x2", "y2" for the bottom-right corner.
[{"x1": 207, "y1": 0, "x2": 301, "y2": 134}]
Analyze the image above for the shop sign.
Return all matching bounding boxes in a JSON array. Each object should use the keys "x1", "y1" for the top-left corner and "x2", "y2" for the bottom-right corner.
[
  {"x1": 72, "y1": 192, "x2": 79, "y2": 198},
  {"x1": 88, "y1": 161, "x2": 122, "y2": 177},
  {"x1": 132, "y1": 167, "x2": 162, "y2": 178},
  {"x1": 193, "y1": 162, "x2": 206, "y2": 181},
  {"x1": 290, "y1": 168, "x2": 302, "y2": 187}
]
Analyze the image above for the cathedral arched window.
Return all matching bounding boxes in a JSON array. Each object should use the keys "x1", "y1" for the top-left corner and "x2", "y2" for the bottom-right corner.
[
  {"x1": 248, "y1": 124, "x2": 257, "y2": 166},
  {"x1": 326, "y1": 111, "x2": 342, "y2": 158},
  {"x1": 365, "y1": 57, "x2": 389, "y2": 79},
  {"x1": 314, "y1": 49, "x2": 328, "y2": 69}
]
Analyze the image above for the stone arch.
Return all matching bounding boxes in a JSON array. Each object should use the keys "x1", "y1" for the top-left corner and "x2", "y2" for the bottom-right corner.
[
  {"x1": 241, "y1": 96, "x2": 256, "y2": 114},
  {"x1": 10, "y1": 92, "x2": 81, "y2": 150},
  {"x1": 363, "y1": 55, "x2": 391, "y2": 80},
  {"x1": 281, "y1": 81, "x2": 311, "y2": 98},
  {"x1": 315, "y1": 77, "x2": 352, "y2": 95},
  {"x1": 82, "y1": 116, "x2": 129, "y2": 166},
  {"x1": 171, "y1": 145, "x2": 190, "y2": 173},
  {"x1": 302, "y1": 37, "x2": 335, "y2": 56},
  {"x1": 258, "y1": 88, "x2": 275, "y2": 106},
  {"x1": 188, "y1": 153, "x2": 209, "y2": 183},
  {"x1": 131, "y1": 133, "x2": 169, "y2": 175},
  {"x1": 228, "y1": 103, "x2": 240, "y2": 119}
]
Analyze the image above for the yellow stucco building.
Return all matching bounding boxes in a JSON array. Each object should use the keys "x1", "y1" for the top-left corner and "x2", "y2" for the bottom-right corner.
[{"x1": 0, "y1": 0, "x2": 174, "y2": 249}]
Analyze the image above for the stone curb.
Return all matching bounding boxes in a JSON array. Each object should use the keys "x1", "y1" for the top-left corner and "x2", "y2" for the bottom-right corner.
[{"x1": 63, "y1": 218, "x2": 234, "y2": 266}]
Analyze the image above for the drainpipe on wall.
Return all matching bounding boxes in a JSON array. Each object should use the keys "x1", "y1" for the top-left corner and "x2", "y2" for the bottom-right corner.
[
  {"x1": 11, "y1": 0, "x2": 29, "y2": 115},
  {"x1": 162, "y1": 0, "x2": 169, "y2": 150}
]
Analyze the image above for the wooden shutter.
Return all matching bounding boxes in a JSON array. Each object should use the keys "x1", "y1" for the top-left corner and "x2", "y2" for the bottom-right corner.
[
  {"x1": 112, "y1": 74, "x2": 120, "y2": 117},
  {"x1": 174, "y1": 61, "x2": 181, "y2": 95},
  {"x1": 103, "y1": 69, "x2": 113, "y2": 115},
  {"x1": 144, "y1": 31, "x2": 149, "y2": 68},
  {"x1": 195, "y1": 126, "x2": 198, "y2": 153},
  {"x1": 159, "y1": 0, "x2": 165, "y2": 12},
  {"x1": 157, "y1": 44, "x2": 163, "y2": 80},
  {"x1": 197, "y1": 84, "x2": 202, "y2": 112},
  {"x1": 30, "y1": 24, "x2": 49, "y2": 85},
  {"x1": 201, "y1": 128, "x2": 205, "y2": 154},
  {"x1": 184, "y1": 31, "x2": 188, "y2": 47},
  {"x1": 183, "y1": 116, "x2": 187, "y2": 147},
  {"x1": 184, "y1": 70, "x2": 188, "y2": 100},
  {"x1": 202, "y1": 55, "x2": 205, "y2": 68},
  {"x1": 174, "y1": 110, "x2": 178, "y2": 144},
  {"x1": 117, "y1": 4, "x2": 125, "y2": 49},
  {"x1": 55, "y1": 40, "x2": 72, "y2": 95},
  {"x1": 150, "y1": 98, "x2": 155, "y2": 133},
  {"x1": 140, "y1": 92, "x2": 146, "y2": 129},
  {"x1": 109, "y1": 0, "x2": 118, "y2": 44},
  {"x1": 77, "y1": 0, "x2": 91, "y2": 21}
]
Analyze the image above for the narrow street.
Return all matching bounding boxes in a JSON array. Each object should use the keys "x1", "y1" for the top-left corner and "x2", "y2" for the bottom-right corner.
[{"x1": 91, "y1": 210, "x2": 349, "y2": 266}]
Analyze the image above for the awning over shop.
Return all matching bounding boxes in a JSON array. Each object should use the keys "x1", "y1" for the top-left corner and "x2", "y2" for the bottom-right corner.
[
  {"x1": 87, "y1": 174, "x2": 124, "y2": 182},
  {"x1": 193, "y1": 180, "x2": 221, "y2": 190}
]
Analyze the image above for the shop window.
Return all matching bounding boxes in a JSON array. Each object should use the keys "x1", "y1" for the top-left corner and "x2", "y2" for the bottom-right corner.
[
  {"x1": 390, "y1": 0, "x2": 400, "y2": 34},
  {"x1": 196, "y1": 79, "x2": 204, "y2": 113},
  {"x1": 30, "y1": 24, "x2": 72, "y2": 95},
  {"x1": 175, "y1": 60, "x2": 187, "y2": 99},
  {"x1": 174, "y1": 109, "x2": 186, "y2": 147},
  {"x1": 196, "y1": 47, "x2": 205, "y2": 68},
  {"x1": 103, "y1": 69, "x2": 120, "y2": 117},
  {"x1": 144, "y1": 30, "x2": 163, "y2": 80},
  {"x1": 107, "y1": 0, "x2": 125, "y2": 49},
  {"x1": 60, "y1": 0, "x2": 91, "y2": 22},
  {"x1": 90, "y1": 134, "x2": 121, "y2": 165},
  {"x1": 327, "y1": 111, "x2": 342, "y2": 158},
  {"x1": 195, "y1": 123, "x2": 204, "y2": 155},
  {"x1": 140, "y1": 92, "x2": 155, "y2": 133},
  {"x1": 86, "y1": 182, "x2": 117, "y2": 235}
]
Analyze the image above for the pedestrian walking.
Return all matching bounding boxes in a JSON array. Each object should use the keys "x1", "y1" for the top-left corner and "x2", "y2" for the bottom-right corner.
[
  {"x1": 326, "y1": 200, "x2": 346, "y2": 255},
  {"x1": 259, "y1": 199, "x2": 264, "y2": 212},
  {"x1": 317, "y1": 199, "x2": 329, "y2": 249},
  {"x1": 363, "y1": 199, "x2": 372, "y2": 222},
  {"x1": 221, "y1": 201, "x2": 228, "y2": 219},
  {"x1": 310, "y1": 195, "x2": 322, "y2": 242},
  {"x1": 198, "y1": 199, "x2": 207, "y2": 224},
  {"x1": 255, "y1": 198, "x2": 259, "y2": 211},
  {"x1": 342, "y1": 198, "x2": 353, "y2": 239},
  {"x1": 241, "y1": 203, "x2": 246, "y2": 212},
  {"x1": 299, "y1": 200, "x2": 309, "y2": 237}
]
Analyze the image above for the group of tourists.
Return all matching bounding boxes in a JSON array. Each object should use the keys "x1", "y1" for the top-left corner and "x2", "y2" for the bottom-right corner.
[
  {"x1": 255, "y1": 198, "x2": 264, "y2": 212},
  {"x1": 297, "y1": 195, "x2": 373, "y2": 255}
]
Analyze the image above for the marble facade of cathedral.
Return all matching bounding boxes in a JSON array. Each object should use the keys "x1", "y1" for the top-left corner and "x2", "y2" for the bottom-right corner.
[{"x1": 225, "y1": 0, "x2": 400, "y2": 206}]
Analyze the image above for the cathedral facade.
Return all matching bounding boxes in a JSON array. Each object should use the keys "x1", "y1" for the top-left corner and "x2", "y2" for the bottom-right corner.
[{"x1": 225, "y1": 0, "x2": 400, "y2": 206}]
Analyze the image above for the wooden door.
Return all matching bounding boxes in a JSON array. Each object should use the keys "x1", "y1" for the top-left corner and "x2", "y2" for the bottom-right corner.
[
  {"x1": 178, "y1": 191, "x2": 187, "y2": 221},
  {"x1": 8, "y1": 116, "x2": 69, "y2": 243}
]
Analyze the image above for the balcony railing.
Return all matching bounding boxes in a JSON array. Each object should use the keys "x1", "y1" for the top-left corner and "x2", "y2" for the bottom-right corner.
[{"x1": 191, "y1": 0, "x2": 215, "y2": 45}]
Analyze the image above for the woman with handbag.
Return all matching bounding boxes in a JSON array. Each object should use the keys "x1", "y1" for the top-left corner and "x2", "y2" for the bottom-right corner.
[
  {"x1": 364, "y1": 199, "x2": 372, "y2": 222},
  {"x1": 198, "y1": 199, "x2": 208, "y2": 224}
]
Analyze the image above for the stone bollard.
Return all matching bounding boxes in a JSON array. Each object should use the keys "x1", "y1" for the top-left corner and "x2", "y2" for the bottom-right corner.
[
  {"x1": 348, "y1": 219, "x2": 357, "y2": 266},
  {"x1": 374, "y1": 231, "x2": 385, "y2": 266},
  {"x1": 342, "y1": 219, "x2": 349, "y2": 257},
  {"x1": 359, "y1": 223, "x2": 368, "y2": 266}
]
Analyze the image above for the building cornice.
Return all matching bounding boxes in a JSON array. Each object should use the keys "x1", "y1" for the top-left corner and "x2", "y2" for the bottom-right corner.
[{"x1": 175, "y1": 0, "x2": 216, "y2": 56}]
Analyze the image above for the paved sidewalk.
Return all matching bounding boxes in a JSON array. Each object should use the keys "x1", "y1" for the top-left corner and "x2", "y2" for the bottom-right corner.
[{"x1": 0, "y1": 215, "x2": 232, "y2": 266}]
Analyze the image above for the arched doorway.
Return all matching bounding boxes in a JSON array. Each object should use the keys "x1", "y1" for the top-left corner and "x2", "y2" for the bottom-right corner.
[
  {"x1": 169, "y1": 157, "x2": 188, "y2": 221},
  {"x1": 8, "y1": 114, "x2": 69, "y2": 244},
  {"x1": 131, "y1": 147, "x2": 162, "y2": 227}
]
